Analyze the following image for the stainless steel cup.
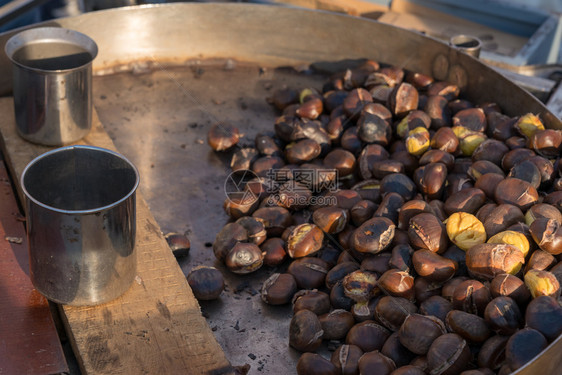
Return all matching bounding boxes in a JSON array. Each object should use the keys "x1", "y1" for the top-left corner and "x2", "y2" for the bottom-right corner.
[
  {"x1": 5, "y1": 27, "x2": 98, "y2": 146},
  {"x1": 21, "y1": 145, "x2": 139, "y2": 305},
  {"x1": 450, "y1": 34, "x2": 482, "y2": 58}
]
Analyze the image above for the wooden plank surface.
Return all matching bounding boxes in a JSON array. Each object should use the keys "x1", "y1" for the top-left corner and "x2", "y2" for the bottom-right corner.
[
  {"x1": 0, "y1": 159, "x2": 68, "y2": 375},
  {"x1": 0, "y1": 97, "x2": 234, "y2": 375}
]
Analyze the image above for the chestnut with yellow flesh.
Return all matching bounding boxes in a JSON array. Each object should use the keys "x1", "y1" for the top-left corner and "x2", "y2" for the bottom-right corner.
[
  {"x1": 286, "y1": 223, "x2": 324, "y2": 258},
  {"x1": 524, "y1": 269, "x2": 561, "y2": 298},
  {"x1": 446, "y1": 212, "x2": 486, "y2": 251},
  {"x1": 405, "y1": 127, "x2": 430, "y2": 156},
  {"x1": 487, "y1": 230, "x2": 530, "y2": 257},
  {"x1": 514, "y1": 113, "x2": 545, "y2": 139},
  {"x1": 342, "y1": 270, "x2": 378, "y2": 302}
]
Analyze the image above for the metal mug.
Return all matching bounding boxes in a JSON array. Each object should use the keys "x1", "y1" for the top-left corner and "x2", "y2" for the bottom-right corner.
[
  {"x1": 5, "y1": 27, "x2": 98, "y2": 146},
  {"x1": 450, "y1": 34, "x2": 482, "y2": 58},
  {"x1": 21, "y1": 145, "x2": 139, "y2": 306}
]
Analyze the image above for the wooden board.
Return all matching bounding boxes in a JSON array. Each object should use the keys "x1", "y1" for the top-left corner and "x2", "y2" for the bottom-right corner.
[
  {"x1": 0, "y1": 97, "x2": 234, "y2": 375},
  {"x1": 0, "y1": 159, "x2": 68, "y2": 375}
]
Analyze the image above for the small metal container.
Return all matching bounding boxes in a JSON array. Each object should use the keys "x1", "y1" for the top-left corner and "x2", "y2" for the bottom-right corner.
[
  {"x1": 450, "y1": 34, "x2": 482, "y2": 58},
  {"x1": 5, "y1": 27, "x2": 98, "y2": 146},
  {"x1": 21, "y1": 145, "x2": 139, "y2": 305}
]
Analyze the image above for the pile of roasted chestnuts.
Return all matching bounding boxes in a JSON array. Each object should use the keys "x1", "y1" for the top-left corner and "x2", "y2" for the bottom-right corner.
[{"x1": 208, "y1": 59, "x2": 562, "y2": 374}]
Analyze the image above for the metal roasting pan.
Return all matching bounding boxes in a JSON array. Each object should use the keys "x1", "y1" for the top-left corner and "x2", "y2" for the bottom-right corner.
[{"x1": 0, "y1": 4, "x2": 560, "y2": 374}]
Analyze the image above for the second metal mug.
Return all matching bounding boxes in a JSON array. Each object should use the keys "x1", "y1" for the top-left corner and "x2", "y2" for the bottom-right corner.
[
  {"x1": 21, "y1": 145, "x2": 139, "y2": 305},
  {"x1": 5, "y1": 27, "x2": 98, "y2": 146}
]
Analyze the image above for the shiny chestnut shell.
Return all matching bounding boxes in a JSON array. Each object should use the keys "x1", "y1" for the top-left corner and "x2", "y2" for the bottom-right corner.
[
  {"x1": 289, "y1": 309, "x2": 324, "y2": 352},
  {"x1": 427, "y1": 333, "x2": 471, "y2": 375},
  {"x1": 186, "y1": 266, "x2": 224, "y2": 301}
]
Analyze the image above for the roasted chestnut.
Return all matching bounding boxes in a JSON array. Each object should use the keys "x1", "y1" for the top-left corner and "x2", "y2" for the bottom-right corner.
[
  {"x1": 286, "y1": 223, "x2": 324, "y2": 258},
  {"x1": 446, "y1": 212, "x2": 486, "y2": 251},
  {"x1": 445, "y1": 309, "x2": 491, "y2": 343},
  {"x1": 297, "y1": 352, "x2": 337, "y2": 375},
  {"x1": 524, "y1": 269, "x2": 561, "y2": 299},
  {"x1": 452, "y1": 279, "x2": 491, "y2": 316},
  {"x1": 319, "y1": 310, "x2": 355, "y2": 340},
  {"x1": 483, "y1": 296, "x2": 522, "y2": 335},
  {"x1": 412, "y1": 249, "x2": 457, "y2": 282},
  {"x1": 427, "y1": 333, "x2": 471, "y2": 375},
  {"x1": 357, "y1": 351, "x2": 396, "y2": 375},
  {"x1": 524, "y1": 295, "x2": 562, "y2": 341},
  {"x1": 165, "y1": 232, "x2": 191, "y2": 258},
  {"x1": 378, "y1": 269, "x2": 415, "y2": 301},
  {"x1": 465, "y1": 243, "x2": 525, "y2": 280},
  {"x1": 330, "y1": 344, "x2": 363, "y2": 375},
  {"x1": 261, "y1": 273, "x2": 297, "y2": 305},
  {"x1": 225, "y1": 242, "x2": 264, "y2": 274},
  {"x1": 287, "y1": 257, "x2": 329, "y2": 289},
  {"x1": 489, "y1": 273, "x2": 531, "y2": 306},
  {"x1": 352, "y1": 217, "x2": 396, "y2": 254},
  {"x1": 346, "y1": 320, "x2": 391, "y2": 352},
  {"x1": 313, "y1": 206, "x2": 349, "y2": 234},
  {"x1": 207, "y1": 123, "x2": 240, "y2": 151},
  {"x1": 505, "y1": 328, "x2": 547, "y2": 371},
  {"x1": 289, "y1": 309, "x2": 324, "y2": 352},
  {"x1": 398, "y1": 314, "x2": 446, "y2": 355},
  {"x1": 186, "y1": 266, "x2": 224, "y2": 301},
  {"x1": 408, "y1": 213, "x2": 449, "y2": 253}
]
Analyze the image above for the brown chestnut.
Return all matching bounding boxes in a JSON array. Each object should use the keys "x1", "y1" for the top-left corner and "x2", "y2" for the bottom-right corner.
[
  {"x1": 350, "y1": 199, "x2": 378, "y2": 226},
  {"x1": 427, "y1": 333, "x2": 471, "y2": 375},
  {"x1": 357, "y1": 351, "x2": 396, "y2": 375},
  {"x1": 445, "y1": 309, "x2": 491, "y2": 343},
  {"x1": 489, "y1": 273, "x2": 531, "y2": 306},
  {"x1": 452, "y1": 279, "x2": 491, "y2": 316},
  {"x1": 483, "y1": 296, "x2": 522, "y2": 335},
  {"x1": 319, "y1": 310, "x2": 355, "y2": 340},
  {"x1": 261, "y1": 273, "x2": 297, "y2": 305},
  {"x1": 287, "y1": 257, "x2": 329, "y2": 290},
  {"x1": 165, "y1": 232, "x2": 190, "y2": 258},
  {"x1": 378, "y1": 269, "x2": 415, "y2": 301},
  {"x1": 289, "y1": 309, "x2": 324, "y2": 352},
  {"x1": 398, "y1": 314, "x2": 446, "y2": 355},
  {"x1": 297, "y1": 352, "x2": 338, "y2": 375},
  {"x1": 529, "y1": 217, "x2": 562, "y2": 255},
  {"x1": 207, "y1": 123, "x2": 239, "y2": 151},
  {"x1": 381, "y1": 331, "x2": 417, "y2": 368},
  {"x1": 252, "y1": 206, "x2": 293, "y2": 237},
  {"x1": 525, "y1": 295, "x2": 562, "y2": 341},
  {"x1": 342, "y1": 270, "x2": 378, "y2": 302},
  {"x1": 478, "y1": 334, "x2": 509, "y2": 370},
  {"x1": 505, "y1": 328, "x2": 547, "y2": 371},
  {"x1": 466, "y1": 243, "x2": 525, "y2": 280},
  {"x1": 408, "y1": 213, "x2": 449, "y2": 253},
  {"x1": 352, "y1": 217, "x2": 396, "y2": 254},
  {"x1": 225, "y1": 242, "x2": 264, "y2": 274},
  {"x1": 186, "y1": 266, "x2": 224, "y2": 301},
  {"x1": 494, "y1": 178, "x2": 538, "y2": 211},
  {"x1": 413, "y1": 249, "x2": 457, "y2": 283},
  {"x1": 261, "y1": 237, "x2": 287, "y2": 266},
  {"x1": 330, "y1": 344, "x2": 363, "y2": 375},
  {"x1": 286, "y1": 223, "x2": 324, "y2": 258},
  {"x1": 346, "y1": 320, "x2": 391, "y2": 352},
  {"x1": 375, "y1": 296, "x2": 418, "y2": 331}
]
